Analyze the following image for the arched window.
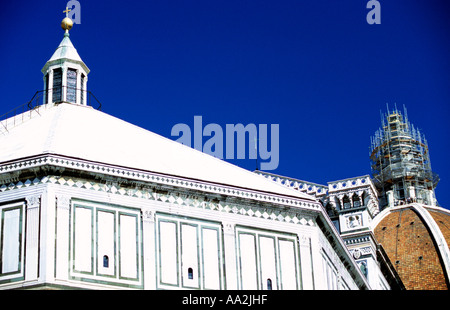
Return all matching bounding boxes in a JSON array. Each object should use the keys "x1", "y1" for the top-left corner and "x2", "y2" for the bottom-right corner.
[
  {"x1": 188, "y1": 267, "x2": 194, "y2": 280},
  {"x1": 267, "y1": 278, "x2": 272, "y2": 290},
  {"x1": 103, "y1": 255, "x2": 109, "y2": 268}
]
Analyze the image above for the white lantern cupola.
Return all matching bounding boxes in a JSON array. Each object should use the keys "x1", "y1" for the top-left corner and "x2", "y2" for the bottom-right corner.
[{"x1": 41, "y1": 8, "x2": 90, "y2": 106}]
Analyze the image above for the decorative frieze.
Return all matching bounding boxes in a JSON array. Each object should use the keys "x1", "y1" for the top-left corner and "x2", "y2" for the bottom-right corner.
[
  {"x1": 349, "y1": 246, "x2": 373, "y2": 258},
  {"x1": 344, "y1": 236, "x2": 371, "y2": 245},
  {"x1": 255, "y1": 171, "x2": 328, "y2": 198},
  {"x1": 0, "y1": 174, "x2": 318, "y2": 227},
  {"x1": 328, "y1": 175, "x2": 376, "y2": 194},
  {"x1": 299, "y1": 234, "x2": 310, "y2": 247},
  {"x1": 0, "y1": 155, "x2": 322, "y2": 213}
]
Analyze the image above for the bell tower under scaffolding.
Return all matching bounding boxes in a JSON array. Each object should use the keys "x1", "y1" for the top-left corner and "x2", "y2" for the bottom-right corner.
[{"x1": 370, "y1": 105, "x2": 439, "y2": 210}]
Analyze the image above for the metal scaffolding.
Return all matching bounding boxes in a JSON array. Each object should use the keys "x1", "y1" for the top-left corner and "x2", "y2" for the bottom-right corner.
[{"x1": 370, "y1": 105, "x2": 439, "y2": 209}]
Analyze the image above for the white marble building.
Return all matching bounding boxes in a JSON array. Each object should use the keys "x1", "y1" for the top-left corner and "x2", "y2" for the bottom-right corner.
[
  {"x1": 256, "y1": 172, "x2": 399, "y2": 290},
  {"x1": 0, "y1": 17, "x2": 374, "y2": 290}
]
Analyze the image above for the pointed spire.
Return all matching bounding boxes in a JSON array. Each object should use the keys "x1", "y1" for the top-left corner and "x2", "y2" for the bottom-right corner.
[
  {"x1": 43, "y1": 7, "x2": 88, "y2": 70},
  {"x1": 47, "y1": 32, "x2": 85, "y2": 65}
]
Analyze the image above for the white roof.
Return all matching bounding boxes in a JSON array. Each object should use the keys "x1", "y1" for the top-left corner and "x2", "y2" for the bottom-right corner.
[{"x1": 0, "y1": 103, "x2": 315, "y2": 200}]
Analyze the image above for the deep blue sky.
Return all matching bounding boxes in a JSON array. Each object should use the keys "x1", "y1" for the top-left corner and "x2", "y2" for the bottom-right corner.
[{"x1": 1, "y1": 1, "x2": 449, "y2": 208}]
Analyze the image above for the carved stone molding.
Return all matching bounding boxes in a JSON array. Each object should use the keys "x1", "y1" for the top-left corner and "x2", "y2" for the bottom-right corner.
[
  {"x1": 26, "y1": 195, "x2": 41, "y2": 210},
  {"x1": 222, "y1": 222, "x2": 235, "y2": 236},
  {"x1": 349, "y1": 247, "x2": 373, "y2": 258},
  {"x1": 142, "y1": 209, "x2": 155, "y2": 223},
  {"x1": 299, "y1": 234, "x2": 310, "y2": 247},
  {"x1": 56, "y1": 194, "x2": 71, "y2": 211},
  {"x1": 0, "y1": 175, "x2": 319, "y2": 227},
  {"x1": 345, "y1": 213, "x2": 362, "y2": 229},
  {"x1": 352, "y1": 249, "x2": 362, "y2": 259},
  {"x1": 0, "y1": 154, "x2": 322, "y2": 213}
]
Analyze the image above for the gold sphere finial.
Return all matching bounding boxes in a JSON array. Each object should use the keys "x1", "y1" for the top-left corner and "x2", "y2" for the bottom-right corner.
[
  {"x1": 61, "y1": 17, "x2": 73, "y2": 31},
  {"x1": 61, "y1": 7, "x2": 73, "y2": 32}
]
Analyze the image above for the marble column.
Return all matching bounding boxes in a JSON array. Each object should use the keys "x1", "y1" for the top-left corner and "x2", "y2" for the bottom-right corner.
[
  {"x1": 222, "y1": 222, "x2": 238, "y2": 289},
  {"x1": 25, "y1": 195, "x2": 40, "y2": 281},
  {"x1": 55, "y1": 194, "x2": 71, "y2": 280},
  {"x1": 142, "y1": 208, "x2": 156, "y2": 290}
]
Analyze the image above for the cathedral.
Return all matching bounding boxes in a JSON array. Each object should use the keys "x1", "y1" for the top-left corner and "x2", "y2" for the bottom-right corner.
[
  {"x1": 257, "y1": 106, "x2": 450, "y2": 290},
  {"x1": 0, "y1": 13, "x2": 448, "y2": 290}
]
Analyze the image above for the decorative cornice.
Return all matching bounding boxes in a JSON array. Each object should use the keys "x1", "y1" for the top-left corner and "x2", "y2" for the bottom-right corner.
[
  {"x1": 0, "y1": 173, "x2": 318, "y2": 227},
  {"x1": 0, "y1": 154, "x2": 321, "y2": 213},
  {"x1": 255, "y1": 171, "x2": 328, "y2": 197},
  {"x1": 344, "y1": 235, "x2": 371, "y2": 245},
  {"x1": 328, "y1": 175, "x2": 377, "y2": 196}
]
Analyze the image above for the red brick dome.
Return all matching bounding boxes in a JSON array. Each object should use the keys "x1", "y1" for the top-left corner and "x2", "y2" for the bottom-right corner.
[{"x1": 373, "y1": 205, "x2": 450, "y2": 290}]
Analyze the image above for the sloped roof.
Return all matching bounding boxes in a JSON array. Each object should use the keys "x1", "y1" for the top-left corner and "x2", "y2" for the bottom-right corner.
[
  {"x1": 0, "y1": 103, "x2": 315, "y2": 201},
  {"x1": 41, "y1": 34, "x2": 89, "y2": 73}
]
